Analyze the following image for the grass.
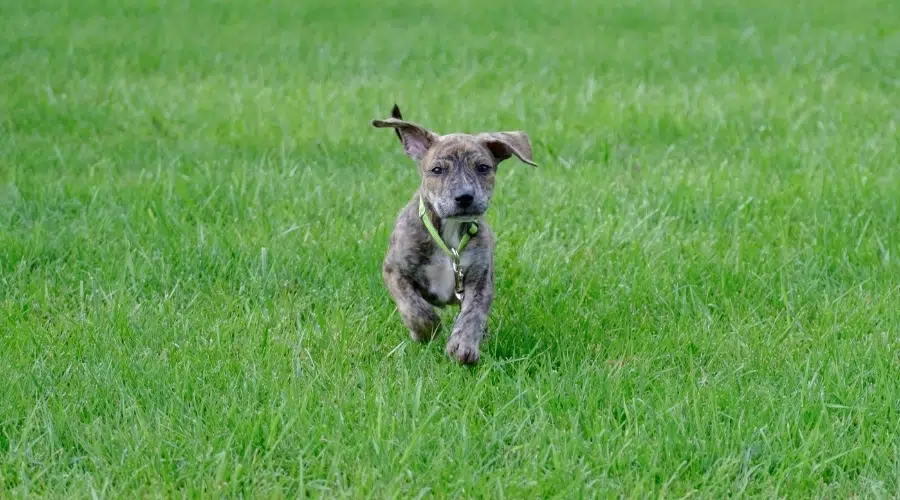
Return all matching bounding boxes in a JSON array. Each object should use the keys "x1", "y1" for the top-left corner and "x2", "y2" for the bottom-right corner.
[{"x1": 1, "y1": 0, "x2": 899, "y2": 496}]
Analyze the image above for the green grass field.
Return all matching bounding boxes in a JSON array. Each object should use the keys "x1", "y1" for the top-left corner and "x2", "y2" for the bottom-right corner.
[{"x1": 2, "y1": 0, "x2": 899, "y2": 496}]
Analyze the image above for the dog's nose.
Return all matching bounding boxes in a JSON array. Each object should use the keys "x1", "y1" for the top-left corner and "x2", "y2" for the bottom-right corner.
[{"x1": 455, "y1": 193, "x2": 474, "y2": 208}]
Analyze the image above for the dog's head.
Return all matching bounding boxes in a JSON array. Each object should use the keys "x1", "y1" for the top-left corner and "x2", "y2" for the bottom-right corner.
[{"x1": 373, "y1": 105, "x2": 536, "y2": 220}]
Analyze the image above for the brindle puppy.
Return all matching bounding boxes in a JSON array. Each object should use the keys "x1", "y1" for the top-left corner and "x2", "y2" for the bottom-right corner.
[{"x1": 372, "y1": 105, "x2": 536, "y2": 364}]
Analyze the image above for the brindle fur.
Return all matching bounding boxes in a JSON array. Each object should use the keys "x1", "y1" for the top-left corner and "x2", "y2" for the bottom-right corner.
[{"x1": 373, "y1": 105, "x2": 536, "y2": 364}]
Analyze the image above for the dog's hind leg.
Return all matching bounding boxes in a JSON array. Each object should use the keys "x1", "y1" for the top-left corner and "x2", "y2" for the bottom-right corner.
[{"x1": 383, "y1": 267, "x2": 441, "y2": 342}]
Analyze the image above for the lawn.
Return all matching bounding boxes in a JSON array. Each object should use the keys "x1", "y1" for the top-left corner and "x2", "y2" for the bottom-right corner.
[{"x1": 1, "y1": 0, "x2": 899, "y2": 496}]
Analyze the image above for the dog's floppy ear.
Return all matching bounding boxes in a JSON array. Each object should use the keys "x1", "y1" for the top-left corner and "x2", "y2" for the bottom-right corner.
[
  {"x1": 372, "y1": 105, "x2": 438, "y2": 161},
  {"x1": 477, "y1": 132, "x2": 537, "y2": 167}
]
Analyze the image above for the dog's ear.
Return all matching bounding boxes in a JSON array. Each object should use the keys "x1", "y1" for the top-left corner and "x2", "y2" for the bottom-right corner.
[
  {"x1": 372, "y1": 105, "x2": 438, "y2": 161},
  {"x1": 477, "y1": 132, "x2": 537, "y2": 167}
]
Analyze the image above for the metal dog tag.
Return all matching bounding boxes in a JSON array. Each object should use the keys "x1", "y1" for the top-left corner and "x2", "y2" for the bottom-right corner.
[{"x1": 452, "y1": 249, "x2": 464, "y2": 300}]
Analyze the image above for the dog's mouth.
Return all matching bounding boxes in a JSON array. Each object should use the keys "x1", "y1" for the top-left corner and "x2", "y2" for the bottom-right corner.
[
  {"x1": 432, "y1": 199, "x2": 487, "y2": 221},
  {"x1": 446, "y1": 209, "x2": 484, "y2": 222},
  {"x1": 448, "y1": 214, "x2": 480, "y2": 222}
]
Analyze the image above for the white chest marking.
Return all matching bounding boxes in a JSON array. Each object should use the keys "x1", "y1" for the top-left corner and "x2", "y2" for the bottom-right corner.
[
  {"x1": 423, "y1": 220, "x2": 469, "y2": 304},
  {"x1": 424, "y1": 252, "x2": 455, "y2": 303}
]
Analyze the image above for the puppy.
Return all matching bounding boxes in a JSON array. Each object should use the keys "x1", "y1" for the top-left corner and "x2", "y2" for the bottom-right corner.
[{"x1": 372, "y1": 105, "x2": 536, "y2": 364}]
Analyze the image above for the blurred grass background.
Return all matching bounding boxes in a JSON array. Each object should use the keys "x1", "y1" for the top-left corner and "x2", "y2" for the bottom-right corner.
[{"x1": 1, "y1": 0, "x2": 899, "y2": 496}]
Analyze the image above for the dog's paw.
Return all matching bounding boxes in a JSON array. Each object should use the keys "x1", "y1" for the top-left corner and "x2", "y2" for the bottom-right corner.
[
  {"x1": 408, "y1": 317, "x2": 441, "y2": 343},
  {"x1": 445, "y1": 336, "x2": 480, "y2": 365},
  {"x1": 410, "y1": 328, "x2": 439, "y2": 343}
]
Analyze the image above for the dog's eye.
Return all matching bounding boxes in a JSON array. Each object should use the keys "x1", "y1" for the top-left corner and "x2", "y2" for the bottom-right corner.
[
  {"x1": 430, "y1": 166, "x2": 443, "y2": 175},
  {"x1": 476, "y1": 164, "x2": 491, "y2": 174}
]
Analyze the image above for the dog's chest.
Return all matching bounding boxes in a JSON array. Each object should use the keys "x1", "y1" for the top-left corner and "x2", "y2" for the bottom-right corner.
[
  {"x1": 422, "y1": 221, "x2": 468, "y2": 304},
  {"x1": 423, "y1": 253, "x2": 456, "y2": 304}
]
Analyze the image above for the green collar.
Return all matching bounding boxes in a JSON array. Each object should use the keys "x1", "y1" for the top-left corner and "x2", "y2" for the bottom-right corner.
[
  {"x1": 418, "y1": 195, "x2": 478, "y2": 300},
  {"x1": 418, "y1": 195, "x2": 478, "y2": 257}
]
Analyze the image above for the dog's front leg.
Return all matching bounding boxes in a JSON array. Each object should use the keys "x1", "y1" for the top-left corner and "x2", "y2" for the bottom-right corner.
[
  {"x1": 384, "y1": 266, "x2": 442, "y2": 342},
  {"x1": 445, "y1": 261, "x2": 494, "y2": 364}
]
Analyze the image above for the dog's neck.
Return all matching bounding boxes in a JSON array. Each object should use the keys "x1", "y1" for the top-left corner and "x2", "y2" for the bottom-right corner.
[{"x1": 439, "y1": 219, "x2": 467, "y2": 250}]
